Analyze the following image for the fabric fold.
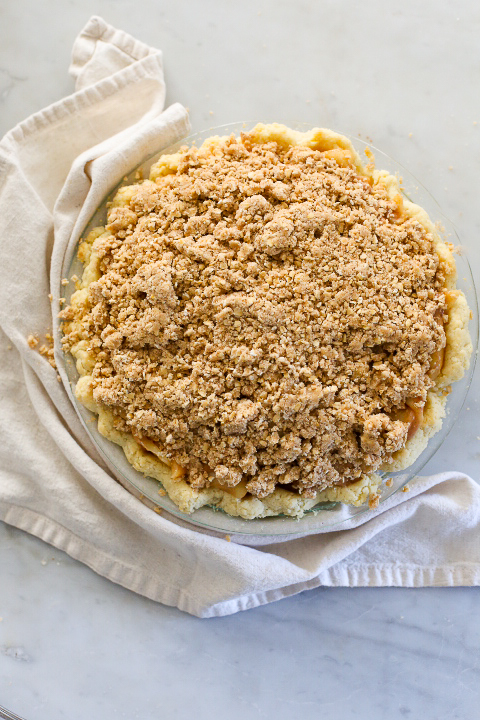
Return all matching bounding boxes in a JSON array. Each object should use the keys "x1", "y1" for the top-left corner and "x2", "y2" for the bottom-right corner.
[{"x1": 70, "y1": 15, "x2": 162, "y2": 90}]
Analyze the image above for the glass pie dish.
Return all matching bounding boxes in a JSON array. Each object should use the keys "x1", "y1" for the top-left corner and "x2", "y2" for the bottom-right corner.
[{"x1": 59, "y1": 121, "x2": 478, "y2": 537}]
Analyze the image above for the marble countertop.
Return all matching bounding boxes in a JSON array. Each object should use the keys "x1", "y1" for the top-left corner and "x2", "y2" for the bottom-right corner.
[{"x1": 1, "y1": 1, "x2": 479, "y2": 718}]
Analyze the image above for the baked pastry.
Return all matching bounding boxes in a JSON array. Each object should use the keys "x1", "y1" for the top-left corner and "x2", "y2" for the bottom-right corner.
[{"x1": 61, "y1": 124, "x2": 472, "y2": 519}]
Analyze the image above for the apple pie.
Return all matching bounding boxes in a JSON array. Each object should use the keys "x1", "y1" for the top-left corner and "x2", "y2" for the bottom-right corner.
[{"x1": 60, "y1": 124, "x2": 472, "y2": 519}]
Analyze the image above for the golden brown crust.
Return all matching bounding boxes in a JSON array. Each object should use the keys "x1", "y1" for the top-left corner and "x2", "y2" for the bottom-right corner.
[{"x1": 61, "y1": 123, "x2": 472, "y2": 519}]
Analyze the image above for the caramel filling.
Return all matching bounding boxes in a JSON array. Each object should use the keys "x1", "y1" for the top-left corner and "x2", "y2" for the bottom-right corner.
[
  {"x1": 391, "y1": 402, "x2": 423, "y2": 442},
  {"x1": 210, "y1": 477, "x2": 249, "y2": 499},
  {"x1": 428, "y1": 347, "x2": 445, "y2": 380},
  {"x1": 321, "y1": 148, "x2": 353, "y2": 168},
  {"x1": 429, "y1": 305, "x2": 446, "y2": 380},
  {"x1": 133, "y1": 433, "x2": 185, "y2": 480},
  {"x1": 135, "y1": 432, "x2": 250, "y2": 496}
]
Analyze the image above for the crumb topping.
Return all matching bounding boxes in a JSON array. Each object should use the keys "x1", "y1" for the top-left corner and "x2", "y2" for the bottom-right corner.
[{"x1": 61, "y1": 132, "x2": 447, "y2": 500}]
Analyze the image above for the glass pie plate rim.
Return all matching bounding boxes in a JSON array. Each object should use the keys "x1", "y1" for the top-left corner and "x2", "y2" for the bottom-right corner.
[{"x1": 60, "y1": 121, "x2": 479, "y2": 538}]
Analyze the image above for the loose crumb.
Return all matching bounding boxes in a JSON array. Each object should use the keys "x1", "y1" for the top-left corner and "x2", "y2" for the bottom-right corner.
[
  {"x1": 153, "y1": 506, "x2": 163, "y2": 515},
  {"x1": 385, "y1": 477, "x2": 393, "y2": 487},
  {"x1": 225, "y1": 534, "x2": 231, "y2": 542},
  {"x1": 38, "y1": 342, "x2": 57, "y2": 369},
  {"x1": 368, "y1": 493, "x2": 380, "y2": 509},
  {"x1": 402, "y1": 485, "x2": 410, "y2": 492},
  {"x1": 30, "y1": 327, "x2": 57, "y2": 369}
]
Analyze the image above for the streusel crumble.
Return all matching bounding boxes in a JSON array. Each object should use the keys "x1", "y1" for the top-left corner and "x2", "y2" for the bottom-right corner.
[{"x1": 61, "y1": 124, "x2": 472, "y2": 518}]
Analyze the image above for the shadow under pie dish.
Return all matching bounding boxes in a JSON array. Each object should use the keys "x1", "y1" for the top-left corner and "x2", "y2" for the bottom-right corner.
[{"x1": 59, "y1": 122, "x2": 476, "y2": 532}]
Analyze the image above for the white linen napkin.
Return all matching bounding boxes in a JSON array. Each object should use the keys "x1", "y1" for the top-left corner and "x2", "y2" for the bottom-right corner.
[{"x1": 0, "y1": 16, "x2": 479, "y2": 618}]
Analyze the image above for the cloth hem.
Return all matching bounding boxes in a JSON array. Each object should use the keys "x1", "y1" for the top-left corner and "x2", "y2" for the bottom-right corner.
[
  {"x1": 1, "y1": 502, "x2": 478, "y2": 619},
  {"x1": 1, "y1": 55, "x2": 163, "y2": 150},
  {"x1": 70, "y1": 15, "x2": 156, "y2": 79}
]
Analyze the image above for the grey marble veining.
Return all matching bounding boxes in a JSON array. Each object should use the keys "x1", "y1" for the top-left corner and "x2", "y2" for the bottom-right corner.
[
  {"x1": 1, "y1": 523, "x2": 479, "y2": 720},
  {"x1": 1, "y1": 1, "x2": 480, "y2": 719}
]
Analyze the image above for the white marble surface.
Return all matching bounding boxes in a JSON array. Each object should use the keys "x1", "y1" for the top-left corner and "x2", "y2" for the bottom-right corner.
[{"x1": 1, "y1": 1, "x2": 479, "y2": 718}]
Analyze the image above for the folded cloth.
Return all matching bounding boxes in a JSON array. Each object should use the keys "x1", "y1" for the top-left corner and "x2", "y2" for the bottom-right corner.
[{"x1": 0, "y1": 16, "x2": 479, "y2": 618}]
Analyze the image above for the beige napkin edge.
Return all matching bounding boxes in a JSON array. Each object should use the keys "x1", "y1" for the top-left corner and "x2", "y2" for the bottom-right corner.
[{"x1": 70, "y1": 15, "x2": 158, "y2": 83}]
